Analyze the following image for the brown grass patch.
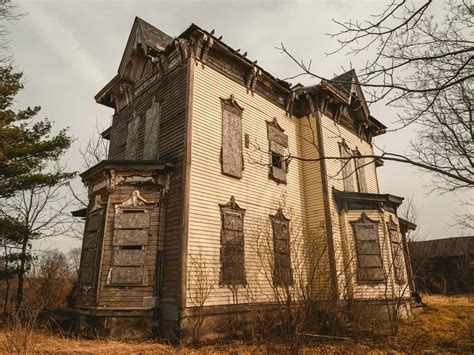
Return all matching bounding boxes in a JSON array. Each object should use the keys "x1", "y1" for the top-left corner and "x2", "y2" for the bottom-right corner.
[{"x1": 0, "y1": 294, "x2": 472, "y2": 354}]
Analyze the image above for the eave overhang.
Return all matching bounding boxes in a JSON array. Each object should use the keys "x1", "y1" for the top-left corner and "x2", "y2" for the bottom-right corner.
[
  {"x1": 80, "y1": 159, "x2": 175, "y2": 183},
  {"x1": 399, "y1": 217, "x2": 417, "y2": 232},
  {"x1": 333, "y1": 187, "x2": 404, "y2": 211},
  {"x1": 71, "y1": 208, "x2": 87, "y2": 218}
]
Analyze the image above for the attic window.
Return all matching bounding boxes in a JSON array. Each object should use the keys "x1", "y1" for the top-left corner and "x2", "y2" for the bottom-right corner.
[
  {"x1": 220, "y1": 95, "x2": 244, "y2": 179},
  {"x1": 351, "y1": 213, "x2": 384, "y2": 283},
  {"x1": 267, "y1": 118, "x2": 288, "y2": 184}
]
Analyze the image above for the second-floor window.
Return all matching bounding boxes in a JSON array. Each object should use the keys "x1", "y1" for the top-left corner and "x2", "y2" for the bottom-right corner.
[
  {"x1": 126, "y1": 112, "x2": 140, "y2": 160},
  {"x1": 220, "y1": 95, "x2": 244, "y2": 179},
  {"x1": 267, "y1": 118, "x2": 288, "y2": 184},
  {"x1": 339, "y1": 141, "x2": 355, "y2": 192}
]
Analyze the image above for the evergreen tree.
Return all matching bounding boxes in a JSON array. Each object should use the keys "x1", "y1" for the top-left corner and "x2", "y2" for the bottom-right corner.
[
  {"x1": 0, "y1": 66, "x2": 74, "y2": 197},
  {"x1": 0, "y1": 65, "x2": 75, "y2": 308}
]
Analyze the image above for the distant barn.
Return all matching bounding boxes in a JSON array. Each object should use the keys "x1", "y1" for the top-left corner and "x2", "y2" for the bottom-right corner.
[{"x1": 409, "y1": 236, "x2": 474, "y2": 294}]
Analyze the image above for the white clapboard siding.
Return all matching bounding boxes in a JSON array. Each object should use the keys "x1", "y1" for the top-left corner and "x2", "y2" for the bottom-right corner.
[{"x1": 187, "y1": 63, "x2": 324, "y2": 307}]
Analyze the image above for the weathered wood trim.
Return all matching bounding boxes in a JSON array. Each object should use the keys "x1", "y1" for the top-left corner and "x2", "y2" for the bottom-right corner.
[
  {"x1": 179, "y1": 55, "x2": 195, "y2": 311},
  {"x1": 96, "y1": 195, "x2": 110, "y2": 304},
  {"x1": 314, "y1": 106, "x2": 339, "y2": 303}
]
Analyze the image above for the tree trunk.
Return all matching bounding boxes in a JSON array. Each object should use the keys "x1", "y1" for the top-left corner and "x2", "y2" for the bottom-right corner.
[{"x1": 16, "y1": 235, "x2": 28, "y2": 308}]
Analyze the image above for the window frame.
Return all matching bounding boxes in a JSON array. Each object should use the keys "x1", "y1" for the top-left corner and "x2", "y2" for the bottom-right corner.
[{"x1": 219, "y1": 196, "x2": 246, "y2": 286}]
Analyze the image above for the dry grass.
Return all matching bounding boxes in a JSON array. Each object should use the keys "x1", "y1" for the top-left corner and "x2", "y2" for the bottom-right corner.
[{"x1": 0, "y1": 294, "x2": 472, "y2": 354}]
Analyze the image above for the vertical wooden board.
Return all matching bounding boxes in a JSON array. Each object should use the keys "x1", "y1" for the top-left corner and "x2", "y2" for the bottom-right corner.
[
  {"x1": 222, "y1": 211, "x2": 243, "y2": 231},
  {"x1": 221, "y1": 230, "x2": 244, "y2": 246},
  {"x1": 357, "y1": 268, "x2": 384, "y2": 281},
  {"x1": 271, "y1": 166, "x2": 287, "y2": 182},
  {"x1": 113, "y1": 249, "x2": 145, "y2": 266},
  {"x1": 113, "y1": 229, "x2": 148, "y2": 246},
  {"x1": 267, "y1": 125, "x2": 288, "y2": 147},
  {"x1": 109, "y1": 266, "x2": 144, "y2": 284},
  {"x1": 354, "y1": 224, "x2": 378, "y2": 240},
  {"x1": 143, "y1": 100, "x2": 161, "y2": 160},
  {"x1": 83, "y1": 231, "x2": 98, "y2": 249},
  {"x1": 125, "y1": 114, "x2": 140, "y2": 159},
  {"x1": 87, "y1": 212, "x2": 102, "y2": 232},
  {"x1": 115, "y1": 209, "x2": 150, "y2": 228},
  {"x1": 81, "y1": 248, "x2": 97, "y2": 267},
  {"x1": 222, "y1": 110, "x2": 243, "y2": 178},
  {"x1": 80, "y1": 266, "x2": 95, "y2": 284},
  {"x1": 356, "y1": 156, "x2": 368, "y2": 192}
]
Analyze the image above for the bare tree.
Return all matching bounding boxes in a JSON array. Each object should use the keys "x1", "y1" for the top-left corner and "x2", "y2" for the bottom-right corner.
[
  {"x1": 186, "y1": 252, "x2": 217, "y2": 344},
  {"x1": 278, "y1": 0, "x2": 473, "y2": 192},
  {"x1": 79, "y1": 119, "x2": 109, "y2": 170},
  {"x1": 0, "y1": 181, "x2": 75, "y2": 307}
]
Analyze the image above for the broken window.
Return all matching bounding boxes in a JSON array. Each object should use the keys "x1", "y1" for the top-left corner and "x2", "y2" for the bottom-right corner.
[
  {"x1": 339, "y1": 141, "x2": 355, "y2": 192},
  {"x1": 125, "y1": 112, "x2": 140, "y2": 160},
  {"x1": 143, "y1": 99, "x2": 161, "y2": 160},
  {"x1": 388, "y1": 218, "x2": 406, "y2": 284},
  {"x1": 219, "y1": 196, "x2": 246, "y2": 285},
  {"x1": 109, "y1": 206, "x2": 150, "y2": 285},
  {"x1": 220, "y1": 95, "x2": 244, "y2": 179},
  {"x1": 354, "y1": 149, "x2": 368, "y2": 193},
  {"x1": 80, "y1": 206, "x2": 104, "y2": 285},
  {"x1": 351, "y1": 213, "x2": 385, "y2": 282},
  {"x1": 267, "y1": 118, "x2": 288, "y2": 183},
  {"x1": 271, "y1": 208, "x2": 293, "y2": 287}
]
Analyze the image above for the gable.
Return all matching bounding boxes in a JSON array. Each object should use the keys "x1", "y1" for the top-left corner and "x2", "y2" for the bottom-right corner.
[{"x1": 118, "y1": 17, "x2": 174, "y2": 78}]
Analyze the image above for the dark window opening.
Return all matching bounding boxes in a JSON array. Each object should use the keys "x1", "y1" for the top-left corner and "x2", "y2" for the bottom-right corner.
[
  {"x1": 122, "y1": 209, "x2": 146, "y2": 214},
  {"x1": 118, "y1": 245, "x2": 143, "y2": 250},
  {"x1": 271, "y1": 152, "x2": 283, "y2": 169}
]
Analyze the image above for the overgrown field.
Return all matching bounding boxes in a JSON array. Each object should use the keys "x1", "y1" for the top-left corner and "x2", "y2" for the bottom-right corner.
[{"x1": 0, "y1": 295, "x2": 472, "y2": 354}]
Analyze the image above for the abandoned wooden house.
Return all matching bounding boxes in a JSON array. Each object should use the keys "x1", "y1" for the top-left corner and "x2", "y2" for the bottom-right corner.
[
  {"x1": 72, "y1": 17, "x2": 417, "y2": 340},
  {"x1": 409, "y1": 236, "x2": 474, "y2": 295}
]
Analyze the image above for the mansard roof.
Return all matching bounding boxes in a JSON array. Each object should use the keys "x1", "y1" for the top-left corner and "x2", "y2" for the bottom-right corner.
[{"x1": 95, "y1": 18, "x2": 386, "y2": 140}]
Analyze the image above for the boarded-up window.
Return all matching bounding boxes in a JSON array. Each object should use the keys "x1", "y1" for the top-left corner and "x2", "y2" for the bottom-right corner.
[
  {"x1": 267, "y1": 118, "x2": 288, "y2": 183},
  {"x1": 109, "y1": 207, "x2": 150, "y2": 285},
  {"x1": 339, "y1": 142, "x2": 354, "y2": 192},
  {"x1": 388, "y1": 219, "x2": 406, "y2": 284},
  {"x1": 125, "y1": 112, "x2": 140, "y2": 159},
  {"x1": 219, "y1": 196, "x2": 246, "y2": 285},
  {"x1": 354, "y1": 149, "x2": 368, "y2": 193},
  {"x1": 221, "y1": 96, "x2": 244, "y2": 179},
  {"x1": 80, "y1": 206, "x2": 104, "y2": 285},
  {"x1": 351, "y1": 213, "x2": 384, "y2": 282},
  {"x1": 271, "y1": 208, "x2": 293, "y2": 287},
  {"x1": 143, "y1": 99, "x2": 161, "y2": 160}
]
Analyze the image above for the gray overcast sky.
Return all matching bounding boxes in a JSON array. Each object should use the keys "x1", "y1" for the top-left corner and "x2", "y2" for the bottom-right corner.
[{"x1": 8, "y1": 0, "x2": 473, "y2": 251}]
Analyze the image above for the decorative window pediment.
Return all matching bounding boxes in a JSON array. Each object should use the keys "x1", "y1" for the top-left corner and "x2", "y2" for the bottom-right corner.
[{"x1": 350, "y1": 212, "x2": 384, "y2": 283}]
